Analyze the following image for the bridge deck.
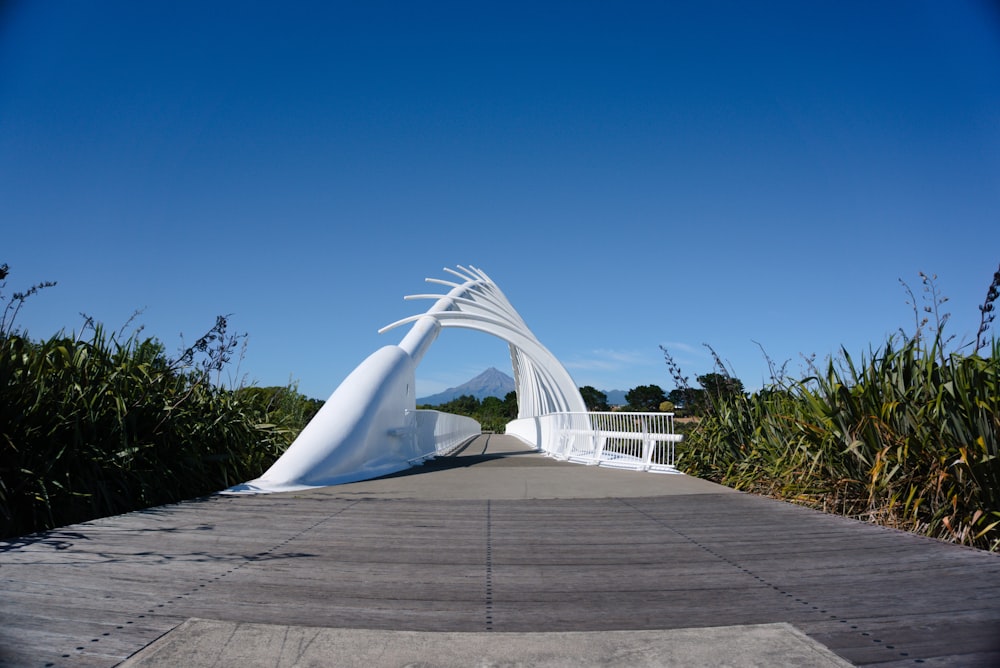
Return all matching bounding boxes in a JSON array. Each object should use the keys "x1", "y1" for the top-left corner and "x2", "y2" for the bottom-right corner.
[{"x1": 2, "y1": 434, "x2": 999, "y2": 666}]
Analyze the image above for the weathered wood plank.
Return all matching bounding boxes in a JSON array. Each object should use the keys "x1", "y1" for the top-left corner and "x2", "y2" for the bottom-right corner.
[{"x1": 2, "y1": 435, "x2": 998, "y2": 666}]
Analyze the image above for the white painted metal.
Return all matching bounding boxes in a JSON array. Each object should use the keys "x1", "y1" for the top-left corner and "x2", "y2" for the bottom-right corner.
[
  {"x1": 409, "y1": 410, "x2": 483, "y2": 461},
  {"x1": 226, "y1": 266, "x2": 586, "y2": 493},
  {"x1": 507, "y1": 411, "x2": 682, "y2": 473},
  {"x1": 226, "y1": 344, "x2": 481, "y2": 493},
  {"x1": 381, "y1": 266, "x2": 587, "y2": 417}
]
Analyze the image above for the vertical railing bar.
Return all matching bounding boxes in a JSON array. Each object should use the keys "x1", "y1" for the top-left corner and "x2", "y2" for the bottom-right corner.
[{"x1": 535, "y1": 411, "x2": 680, "y2": 470}]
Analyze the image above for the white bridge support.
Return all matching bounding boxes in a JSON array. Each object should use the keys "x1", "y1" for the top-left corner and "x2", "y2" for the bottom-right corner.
[{"x1": 227, "y1": 266, "x2": 589, "y2": 493}]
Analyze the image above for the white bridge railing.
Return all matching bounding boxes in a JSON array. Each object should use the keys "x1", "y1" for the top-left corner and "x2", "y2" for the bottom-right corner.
[
  {"x1": 402, "y1": 409, "x2": 482, "y2": 464},
  {"x1": 508, "y1": 411, "x2": 682, "y2": 473}
]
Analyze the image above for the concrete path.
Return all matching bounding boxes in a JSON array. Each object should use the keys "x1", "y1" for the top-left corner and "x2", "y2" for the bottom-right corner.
[
  {"x1": 120, "y1": 619, "x2": 851, "y2": 667},
  {"x1": 2, "y1": 434, "x2": 999, "y2": 667}
]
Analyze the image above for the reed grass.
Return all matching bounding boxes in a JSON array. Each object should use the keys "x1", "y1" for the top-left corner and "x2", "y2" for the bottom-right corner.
[
  {"x1": 678, "y1": 335, "x2": 1000, "y2": 551},
  {"x1": 0, "y1": 323, "x2": 308, "y2": 538},
  {"x1": 672, "y1": 269, "x2": 1000, "y2": 551}
]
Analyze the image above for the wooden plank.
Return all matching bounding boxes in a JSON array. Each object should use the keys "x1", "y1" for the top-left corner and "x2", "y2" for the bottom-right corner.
[{"x1": 1, "y1": 438, "x2": 998, "y2": 666}]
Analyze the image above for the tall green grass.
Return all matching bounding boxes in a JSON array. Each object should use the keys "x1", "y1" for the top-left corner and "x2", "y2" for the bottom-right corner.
[
  {"x1": 0, "y1": 321, "x2": 312, "y2": 539},
  {"x1": 679, "y1": 334, "x2": 1000, "y2": 551}
]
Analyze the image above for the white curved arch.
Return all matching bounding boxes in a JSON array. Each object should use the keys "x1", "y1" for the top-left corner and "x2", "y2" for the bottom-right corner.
[
  {"x1": 226, "y1": 266, "x2": 584, "y2": 493},
  {"x1": 382, "y1": 266, "x2": 586, "y2": 417}
]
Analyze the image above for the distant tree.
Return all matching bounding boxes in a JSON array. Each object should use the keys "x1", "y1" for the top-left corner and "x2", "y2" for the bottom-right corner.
[
  {"x1": 659, "y1": 400, "x2": 675, "y2": 413},
  {"x1": 455, "y1": 394, "x2": 480, "y2": 414},
  {"x1": 697, "y1": 372, "x2": 745, "y2": 402},
  {"x1": 438, "y1": 394, "x2": 480, "y2": 415},
  {"x1": 476, "y1": 395, "x2": 504, "y2": 432},
  {"x1": 502, "y1": 391, "x2": 518, "y2": 418},
  {"x1": 474, "y1": 392, "x2": 520, "y2": 432},
  {"x1": 418, "y1": 392, "x2": 518, "y2": 432},
  {"x1": 625, "y1": 384, "x2": 667, "y2": 411},
  {"x1": 666, "y1": 388, "x2": 687, "y2": 406},
  {"x1": 579, "y1": 385, "x2": 609, "y2": 411},
  {"x1": 480, "y1": 396, "x2": 503, "y2": 411}
]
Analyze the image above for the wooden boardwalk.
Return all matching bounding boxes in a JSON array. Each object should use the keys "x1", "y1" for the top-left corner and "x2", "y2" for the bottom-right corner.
[{"x1": 2, "y1": 435, "x2": 999, "y2": 666}]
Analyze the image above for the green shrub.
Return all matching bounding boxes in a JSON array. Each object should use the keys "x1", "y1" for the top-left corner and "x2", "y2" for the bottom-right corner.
[
  {"x1": 0, "y1": 263, "x2": 320, "y2": 537},
  {"x1": 678, "y1": 338, "x2": 1000, "y2": 551},
  {"x1": 0, "y1": 321, "x2": 304, "y2": 538},
  {"x1": 669, "y1": 269, "x2": 1000, "y2": 551}
]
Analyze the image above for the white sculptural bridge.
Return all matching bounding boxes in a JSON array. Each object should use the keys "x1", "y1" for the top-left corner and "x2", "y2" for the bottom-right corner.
[{"x1": 227, "y1": 266, "x2": 680, "y2": 493}]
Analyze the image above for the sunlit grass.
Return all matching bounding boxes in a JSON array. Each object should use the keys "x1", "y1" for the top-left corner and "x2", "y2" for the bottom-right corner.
[
  {"x1": 0, "y1": 322, "x2": 311, "y2": 538},
  {"x1": 678, "y1": 336, "x2": 999, "y2": 551},
  {"x1": 669, "y1": 269, "x2": 1000, "y2": 551}
]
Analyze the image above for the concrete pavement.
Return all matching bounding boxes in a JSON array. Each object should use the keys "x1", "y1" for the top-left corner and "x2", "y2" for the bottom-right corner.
[{"x1": 121, "y1": 618, "x2": 853, "y2": 667}]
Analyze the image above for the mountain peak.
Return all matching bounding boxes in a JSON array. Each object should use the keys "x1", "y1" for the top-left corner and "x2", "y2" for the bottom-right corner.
[
  {"x1": 417, "y1": 367, "x2": 516, "y2": 405},
  {"x1": 473, "y1": 367, "x2": 509, "y2": 382}
]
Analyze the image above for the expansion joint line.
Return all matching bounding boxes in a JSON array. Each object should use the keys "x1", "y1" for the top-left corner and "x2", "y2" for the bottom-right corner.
[
  {"x1": 485, "y1": 500, "x2": 494, "y2": 631},
  {"x1": 243, "y1": 498, "x2": 363, "y2": 563},
  {"x1": 57, "y1": 499, "x2": 362, "y2": 665},
  {"x1": 615, "y1": 498, "x2": 919, "y2": 664}
]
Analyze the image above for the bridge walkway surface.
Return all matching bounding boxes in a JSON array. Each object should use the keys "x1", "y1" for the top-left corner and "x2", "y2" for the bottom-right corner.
[{"x1": 2, "y1": 434, "x2": 999, "y2": 667}]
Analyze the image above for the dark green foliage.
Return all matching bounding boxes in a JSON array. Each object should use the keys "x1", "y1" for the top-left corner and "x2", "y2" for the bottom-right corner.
[
  {"x1": 0, "y1": 263, "x2": 314, "y2": 538},
  {"x1": 236, "y1": 385, "x2": 324, "y2": 435},
  {"x1": 679, "y1": 338, "x2": 1000, "y2": 551},
  {"x1": 625, "y1": 384, "x2": 667, "y2": 411},
  {"x1": 669, "y1": 270, "x2": 1000, "y2": 551},
  {"x1": 436, "y1": 394, "x2": 480, "y2": 415},
  {"x1": 0, "y1": 326, "x2": 307, "y2": 538},
  {"x1": 579, "y1": 385, "x2": 609, "y2": 411},
  {"x1": 696, "y1": 372, "x2": 745, "y2": 402},
  {"x1": 666, "y1": 386, "x2": 705, "y2": 415},
  {"x1": 419, "y1": 391, "x2": 518, "y2": 433}
]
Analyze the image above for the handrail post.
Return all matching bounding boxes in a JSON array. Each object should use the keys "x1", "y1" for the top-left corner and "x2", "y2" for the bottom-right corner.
[
  {"x1": 533, "y1": 411, "x2": 681, "y2": 473},
  {"x1": 641, "y1": 417, "x2": 653, "y2": 470}
]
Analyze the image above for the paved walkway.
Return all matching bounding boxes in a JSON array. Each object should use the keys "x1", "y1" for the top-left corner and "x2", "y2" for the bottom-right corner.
[{"x1": 2, "y1": 435, "x2": 999, "y2": 666}]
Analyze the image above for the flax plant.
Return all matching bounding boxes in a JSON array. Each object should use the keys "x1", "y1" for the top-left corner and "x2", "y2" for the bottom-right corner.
[
  {"x1": 681, "y1": 339, "x2": 1000, "y2": 550},
  {"x1": 0, "y1": 326, "x2": 296, "y2": 537},
  {"x1": 675, "y1": 270, "x2": 1000, "y2": 551},
  {"x1": 0, "y1": 265, "x2": 309, "y2": 538}
]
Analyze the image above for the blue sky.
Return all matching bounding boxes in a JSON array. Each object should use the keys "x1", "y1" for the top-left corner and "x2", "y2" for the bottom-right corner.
[{"x1": 2, "y1": 1, "x2": 998, "y2": 401}]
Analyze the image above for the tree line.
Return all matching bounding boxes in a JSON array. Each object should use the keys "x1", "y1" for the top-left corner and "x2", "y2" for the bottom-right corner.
[
  {"x1": 417, "y1": 392, "x2": 518, "y2": 433},
  {"x1": 418, "y1": 371, "x2": 747, "y2": 425},
  {"x1": 579, "y1": 373, "x2": 745, "y2": 415}
]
